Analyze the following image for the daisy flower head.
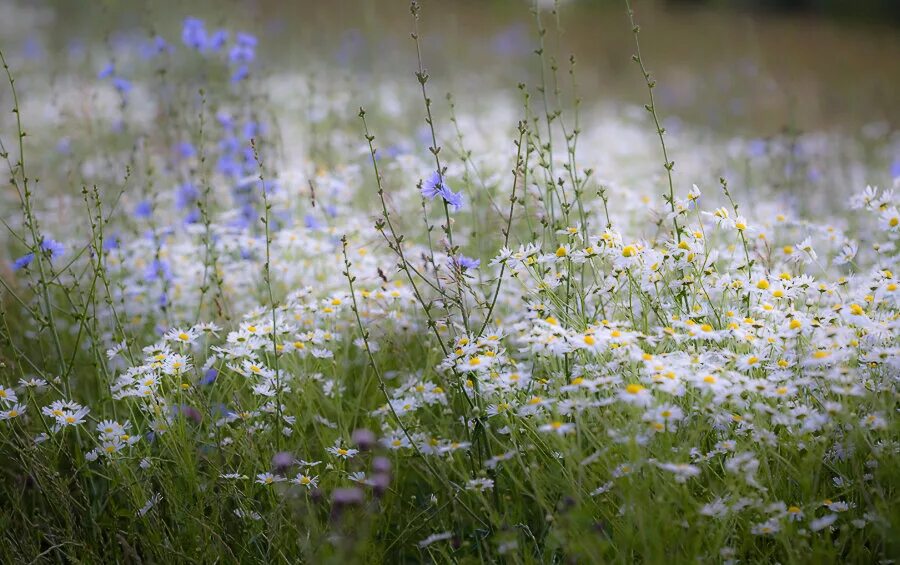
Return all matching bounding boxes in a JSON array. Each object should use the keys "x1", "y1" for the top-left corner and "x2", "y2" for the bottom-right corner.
[
  {"x1": 255, "y1": 472, "x2": 285, "y2": 486},
  {"x1": 291, "y1": 473, "x2": 319, "y2": 489},
  {"x1": 539, "y1": 420, "x2": 575, "y2": 435},
  {"x1": 326, "y1": 440, "x2": 359, "y2": 460},
  {"x1": 619, "y1": 383, "x2": 652, "y2": 406}
]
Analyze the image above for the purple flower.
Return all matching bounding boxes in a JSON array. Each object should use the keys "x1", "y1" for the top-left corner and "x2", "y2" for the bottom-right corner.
[
  {"x1": 217, "y1": 111, "x2": 234, "y2": 130},
  {"x1": 182, "y1": 17, "x2": 208, "y2": 50},
  {"x1": 304, "y1": 214, "x2": 323, "y2": 229},
  {"x1": 421, "y1": 171, "x2": 443, "y2": 199},
  {"x1": 152, "y1": 36, "x2": 172, "y2": 55},
  {"x1": 243, "y1": 121, "x2": 261, "y2": 140},
  {"x1": 231, "y1": 65, "x2": 249, "y2": 83},
  {"x1": 201, "y1": 368, "x2": 218, "y2": 385},
  {"x1": 331, "y1": 487, "x2": 365, "y2": 507},
  {"x1": 98, "y1": 63, "x2": 115, "y2": 79},
  {"x1": 176, "y1": 141, "x2": 195, "y2": 159},
  {"x1": 112, "y1": 77, "x2": 131, "y2": 94},
  {"x1": 442, "y1": 187, "x2": 464, "y2": 212},
  {"x1": 208, "y1": 30, "x2": 229, "y2": 51},
  {"x1": 175, "y1": 182, "x2": 199, "y2": 209},
  {"x1": 134, "y1": 200, "x2": 152, "y2": 219},
  {"x1": 271, "y1": 451, "x2": 294, "y2": 473},
  {"x1": 184, "y1": 209, "x2": 201, "y2": 224},
  {"x1": 421, "y1": 171, "x2": 464, "y2": 211},
  {"x1": 351, "y1": 428, "x2": 377, "y2": 451},
  {"x1": 229, "y1": 33, "x2": 257, "y2": 64},
  {"x1": 144, "y1": 259, "x2": 172, "y2": 283},
  {"x1": 40, "y1": 238, "x2": 65, "y2": 259},
  {"x1": 372, "y1": 456, "x2": 391, "y2": 474},
  {"x1": 103, "y1": 234, "x2": 121, "y2": 251},
  {"x1": 12, "y1": 253, "x2": 34, "y2": 271},
  {"x1": 453, "y1": 255, "x2": 480, "y2": 270}
]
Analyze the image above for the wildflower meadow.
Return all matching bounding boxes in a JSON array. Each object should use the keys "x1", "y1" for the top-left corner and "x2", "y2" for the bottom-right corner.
[{"x1": 0, "y1": 0, "x2": 897, "y2": 562}]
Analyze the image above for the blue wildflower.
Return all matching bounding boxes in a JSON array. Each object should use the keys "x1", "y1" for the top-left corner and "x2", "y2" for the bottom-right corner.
[
  {"x1": 103, "y1": 233, "x2": 121, "y2": 250},
  {"x1": 112, "y1": 77, "x2": 131, "y2": 94},
  {"x1": 243, "y1": 121, "x2": 260, "y2": 140},
  {"x1": 208, "y1": 30, "x2": 229, "y2": 51},
  {"x1": 201, "y1": 368, "x2": 218, "y2": 385},
  {"x1": 184, "y1": 209, "x2": 201, "y2": 224},
  {"x1": 144, "y1": 259, "x2": 173, "y2": 283},
  {"x1": 176, "y1": 183, "x2": 199, "y2": 209},
  {"x1": 176, "y1": 141, "x2": 195, "y2": 159},
  {"x1": 98, "y1": 63, "x2": 115, "y2": 79},
  {"x1": 134, "y1": 200, "x2": 152, "y2": 218},
  {"x1": 442, "y1": 187, "x2": 464, "y2": 212},
  {"x1": 217, "y1": 111, "x2": 234, "y2": 130},
  {"x1": 40, "y1": 238, "x2": 65, "y2": 259},
  {"x1": 229, "y1": 33, "x2": 257, "y2": 64},
  {"x1": 182, "y1": 17, "x2": 208, "y2": 50},
  {"x1": 12, "y1": 253, "x2": 34, "y2": 271},
  {"x1": 454, "y1": 255, "x2": 481, "y2": 270},
  {"x1": 153, "y1": 35, "x2": 172, "y2": 55},
  {"x1": 217, "y1": 155, "x2": 240, "y2": 178},
  {"x1": 421, "y1": 171, "x2": 464, "y2": 211},
  {"x1": 421, "y1": 171, "x2": 443, "y2": 199},
  {"x1": 305, "y1": 214, "x2": 323, "y2": 229},
  {"x1": 231, "y1": 65, "x2": 249, "y2": 83}
]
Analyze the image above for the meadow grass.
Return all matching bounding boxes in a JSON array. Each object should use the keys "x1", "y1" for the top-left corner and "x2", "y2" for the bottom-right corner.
[{"x1": 0, "y1": 1, "x2": 897, "y2": 563}]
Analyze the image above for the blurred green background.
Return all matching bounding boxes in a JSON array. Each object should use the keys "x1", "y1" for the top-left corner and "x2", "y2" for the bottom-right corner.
[{"x1": 5, "y1": 0, "x2": 900, "y2": 136}]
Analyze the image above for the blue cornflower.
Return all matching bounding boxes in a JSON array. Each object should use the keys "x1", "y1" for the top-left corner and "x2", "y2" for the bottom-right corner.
[
  {"x1": 420, "y1": 171, "x2": 464, "y2": 211},
  {"x1": 184, "y1": 209, "x2": 201, "y2": 224},
  {"x1": 40, "y1": 238, "x2": 65, "y2": 259},
  {"x1": 453, "y1": 255, "x2": 481, "y2": 270},
  {"x1": 201, "y1": 368, "x2": 218, "y2": 385},
  {"x1": 219, "y1": 135, "x2": 239, "y2": 153},
  {"x1": 231, "y1": 65, "x2": 249, "y2": 83},
  {"x1": 229, "y1": 33, "x2": 257, "y2": 64},
  {"x1": 176, "y1": 141, "x2": 195, "y2": 159},
  {"x1": 442, "y1": 187, "x2": 464, "y2": 212},
  {"x1": 98, "y1": 63, "x2": 115, "y2": 79},
  {"x1": 208, "y1": 30, "x2": 229, "y2": 51},
  {"x1": 305, "y1": 214, "x2": 323, "y2": 229},
  {"x1": 103, "y1": 234, "x2": 121, "y2": 250},
  {"x1": 243, "y1": 120, "x2": 260, "y2": 140},
  {"x1": 182, "y1": 17, "x2": 207, "y2": 50},
  {"x1": 144, "y1": 259, "x2": 173, "y2": 283},
  {"x1": 134, "y1": 200, "x2": 152, "y2": 218},
  {"x1": 217, "y1": 111, "x2": 234, "y2": 130},
  {"x1": 421, "y1": 171, "x2": 443, "y2": 199},
  {"x1": 217, "y1": 155, "x2": 240, "y2": 177},
  {"x1": 112, "y1": 77, "x2": 131, "y2": 94},
  {"x1": 12, "y1": 253, "x2": 34, "y2": 271},
  {"x1": 176, "y1": 182, "x2": 199, "y2": 209},
  {"x1": 153, "y1": 35, "x2": 172, "y2": 54},
  {"x1": 141, "y1": 36, "x2": 172, "y2": 59}
]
